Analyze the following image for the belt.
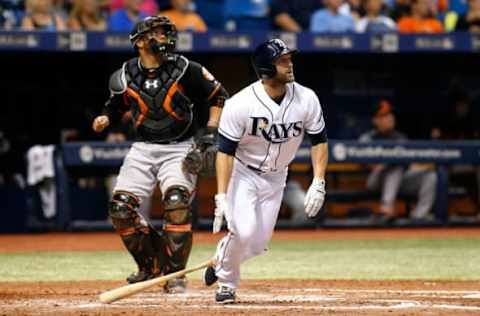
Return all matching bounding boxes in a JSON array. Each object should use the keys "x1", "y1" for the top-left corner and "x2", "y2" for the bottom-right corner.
[{"x1": 246, "y1": 165, "x2": 265, "y2": 174}]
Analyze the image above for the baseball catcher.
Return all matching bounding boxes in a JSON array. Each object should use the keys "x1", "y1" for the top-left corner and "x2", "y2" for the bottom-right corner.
[{"x1": 92, "y1": 16, "x2": 228, "y2": 293}]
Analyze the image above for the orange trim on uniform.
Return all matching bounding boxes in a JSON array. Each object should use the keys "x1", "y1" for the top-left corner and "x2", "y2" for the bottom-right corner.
[
  {"x1": 138, "y1": 227, "x2": 150, "y2": 234},
  {"x1": 117, "y1": 227, "x2": 136, "y2": 236},
  {"x1": 123, "y1": 93, "x2": 130, "y2": 107},
  {"x1": 207, "y1": 83, "x2": 221, "y2": 101},
  {"x1": 164, "y1": 224, "x2": 192, "y2": 232},
  {"x1": 165, "y1": 245, "x2": 173, "y2": 257},
  {"x1": 162, "y1": 82, "x2": 184, "y2": 121},
  {"x1": 177, "y1": 83, "x2": 185, "y2": 94},
  {"x1": 126, "y1": 88, "x2": 149, "y2": 128}
]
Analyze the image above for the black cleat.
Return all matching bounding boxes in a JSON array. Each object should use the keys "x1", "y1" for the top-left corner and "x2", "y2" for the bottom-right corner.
[
  {"x1": 126, "y1": 270, "x2": 159, "y2": 284},
  {"x1": 164, "y1": 276, "x2": 187, "y2": 294},
  {"x1": 215, "y1": 286, "x2": 236, "y2": 304},
  {"x1": 203, "y1": 266, "x2": 218, "y2": 286}
]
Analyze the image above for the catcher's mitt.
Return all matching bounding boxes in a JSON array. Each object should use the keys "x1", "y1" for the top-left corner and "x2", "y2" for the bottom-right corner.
[{"x1": 182, "y1": 128, "x2": 217, "y2": 177}]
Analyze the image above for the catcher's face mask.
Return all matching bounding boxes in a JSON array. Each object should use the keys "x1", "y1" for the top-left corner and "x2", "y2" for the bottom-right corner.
[{"x1": 130, "y1": 16, "x2": 178, "y2": 56}]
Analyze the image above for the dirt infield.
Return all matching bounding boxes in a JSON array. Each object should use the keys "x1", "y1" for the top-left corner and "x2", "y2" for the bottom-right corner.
[
  {"x1": 1, "y1": 280, "x2": 480, "y2": 316},
  {"x1": 1, "y1": 228, "x2": 480, "y2": 315}
]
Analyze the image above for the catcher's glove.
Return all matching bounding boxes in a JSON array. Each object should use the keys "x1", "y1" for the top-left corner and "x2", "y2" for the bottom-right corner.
[{"x1": 183, "y1": 128, "x2": 217, "y2": 177}]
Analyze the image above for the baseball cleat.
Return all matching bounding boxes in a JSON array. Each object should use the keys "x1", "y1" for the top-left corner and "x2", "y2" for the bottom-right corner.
[
  {"x1": 126, "y1": 270, "x2": 159, "y2": 284},
  {"x1": 203, "y1": 266, "x2": 218, "y2": 286},
  {"x1": 164, "y1": 276, "x2": 187, "y2": 294},
  {"x1": 215, "y1": 286, "x2": 236, "y2": 304}
]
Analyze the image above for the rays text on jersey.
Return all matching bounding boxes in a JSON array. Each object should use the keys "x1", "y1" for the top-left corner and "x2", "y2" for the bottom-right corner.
[{"x1": 249, "y1": 116, "x2": 303, "y2": 144}]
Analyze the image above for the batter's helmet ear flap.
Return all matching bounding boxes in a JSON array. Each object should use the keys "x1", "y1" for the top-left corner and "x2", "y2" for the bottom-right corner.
[{"x1": 251, "y1": 55, "x2": 276, "y2": 79}]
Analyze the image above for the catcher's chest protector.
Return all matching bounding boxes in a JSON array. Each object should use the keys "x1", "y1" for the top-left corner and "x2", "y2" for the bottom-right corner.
[{"x1": 124, "y1": 55, "x2": 193, "y2": 142}]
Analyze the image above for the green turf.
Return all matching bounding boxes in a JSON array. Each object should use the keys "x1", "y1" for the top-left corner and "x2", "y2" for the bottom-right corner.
[{"x1": 1, "y1": 238, "x2": 479, "y2": 282}]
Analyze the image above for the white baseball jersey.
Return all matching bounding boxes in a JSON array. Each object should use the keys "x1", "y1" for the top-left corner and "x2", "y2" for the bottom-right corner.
[
  {"x1": 213, "y1": 80, "x2": 326, "y2": 290},
  {"x1": 219, "y1": 80, "x2": 325, "y2": 173}
]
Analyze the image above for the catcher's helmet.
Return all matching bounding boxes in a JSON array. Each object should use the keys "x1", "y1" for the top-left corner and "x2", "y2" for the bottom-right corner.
[
  {"x1": 252, "y1": 39, "x2": 297, "y2": 79},
  {"x1": 129, "y1": 16, "x2": 177, "y2": 52}
]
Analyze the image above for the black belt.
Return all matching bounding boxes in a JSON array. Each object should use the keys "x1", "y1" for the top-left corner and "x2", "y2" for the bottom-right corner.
[{"x1": 246, "y1": 165, "x2": 265, "y2": 174}]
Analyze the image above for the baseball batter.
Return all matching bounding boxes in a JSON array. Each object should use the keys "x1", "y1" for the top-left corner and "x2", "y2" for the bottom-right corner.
[
  {"x1": 203, "y1": 39, "x2": 329, "y2": 303},
  {"x1": 92, "y1": 16, "x2": 228, "y2": 293}
]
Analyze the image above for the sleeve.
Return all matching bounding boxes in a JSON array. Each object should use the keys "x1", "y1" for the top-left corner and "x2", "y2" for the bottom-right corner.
[
  {"x1": 304, "y1": 91, "x2": 326, "y2": 135},
  {"x1": 218, "y1": 100, "x2": 245, "y2": 142},
  {"x1": 310, "y1": 12, "x2": 326, "y2": 32},
  {"x1": 181, "y1": 61, "x2": 228, "y2": 107},
  {"x1": 218, "y1": 133, "x2": 239, "y2": 156},
  {"x1": 101, "y1": 67, "x2": 129, "y2": 122}
]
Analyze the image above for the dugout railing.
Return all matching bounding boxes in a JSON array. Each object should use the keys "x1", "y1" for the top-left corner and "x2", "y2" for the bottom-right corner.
[{"x1": 47, "y1": 140, "x2": 480, "y2": 231}]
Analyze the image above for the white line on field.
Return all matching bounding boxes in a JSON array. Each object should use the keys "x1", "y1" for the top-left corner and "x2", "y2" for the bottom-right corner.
[{"x1": 293, "y1": 288, "x2": 480, "y2": 296}]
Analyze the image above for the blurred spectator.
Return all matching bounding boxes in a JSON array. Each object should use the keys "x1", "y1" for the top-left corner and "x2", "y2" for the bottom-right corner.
[
  {"x1": 0, "y1": 5, "x2": 18, "y2": 29},
  {"x1": 1, "y1": 0, "x2": 26, "y2": 28},
  {"x1": 195, "y1": 0, "x2": 225, "y2": 30},
  {"x1": 160, "y1": 0, "x2": 207, "y2": 32},
  {"x1": 448, "y1": 0, "x2": 469, "y2": 15},
  {"x1": 223, "y1": 0, "x2": 270, "y2": 31},
  {"x1": 453, "y1": 0, "x2": 480, "y2": 31},
  {"x1": 397, "y1": 0, "x2": 444, "y2": 32},
  {"x1": 339, "y1": 0, "x2": 364, "y2": 20},
  {"x1": 270, "y1": 0, "x2": 322, "y2": 32},
  {"x1": 67, "y1": 0, "x2": 107, "y2": 31},
  {"x1": 356, "y1": 0, "x2": 396, "y2": 32},
  {"x1": 310, "y1": 0, "x2": 356, "y2": 32},
  {"x1": 110, "y1": 0, "x2": 158, "y2": 16},
  {"x1": 108, "y1": 0, "x2": 148, "y2": 31},
  {"x1": 389, "y1": 0, "x2": 411, "y2": 21},
  {"x1": 21, "y1": 0, "x2": 67, "y2": 31},
  {"x1": 359, "y1": 100, "x2": 438, "y2": 222},
  {"x1": 52, "y1": 0, "x2": 73, "y2": 19}
]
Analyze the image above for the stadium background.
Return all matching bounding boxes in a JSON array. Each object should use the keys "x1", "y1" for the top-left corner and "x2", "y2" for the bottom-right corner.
[{"x1": 1, "y1": 1, "x2": 480, "y2": 315}]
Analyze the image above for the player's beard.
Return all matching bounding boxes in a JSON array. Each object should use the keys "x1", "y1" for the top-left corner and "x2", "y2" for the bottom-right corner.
[{"x1": 276, "y1": 71, "x2": 295, "y2": 84}]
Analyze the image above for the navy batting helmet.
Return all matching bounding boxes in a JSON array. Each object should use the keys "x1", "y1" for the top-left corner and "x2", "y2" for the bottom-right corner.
[
  {"x1": 252, "y1": 39, "x2": 297, "y2": 79},
  {"x1": 129, "y1": 16, "x2": 177, "y2": 52}
]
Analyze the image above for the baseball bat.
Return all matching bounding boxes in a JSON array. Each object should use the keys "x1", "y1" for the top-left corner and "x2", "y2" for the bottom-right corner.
[{"x1": 99, "y1": 258, "x2": 215, "y2": 304}]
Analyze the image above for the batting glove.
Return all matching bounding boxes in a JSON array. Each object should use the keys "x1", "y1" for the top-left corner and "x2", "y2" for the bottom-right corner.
[
  {"x1": 304, "y1": 178, "x2": 326, "y2": 218},
  {"x1": 213, "y1": 193, "x2": 228, "y2": 234}
]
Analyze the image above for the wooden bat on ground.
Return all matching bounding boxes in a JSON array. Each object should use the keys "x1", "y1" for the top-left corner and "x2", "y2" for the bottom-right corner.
[{"x1": 99, "y1": 258, "x2": 215, "y2": 304}]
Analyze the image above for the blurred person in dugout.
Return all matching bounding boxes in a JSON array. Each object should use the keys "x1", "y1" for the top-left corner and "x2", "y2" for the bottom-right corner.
[
  {"x1": 21, "y1": 0, "x2": 67, "y2": 31},
  {"x1": 159, "y1": 0, "x2": 207, "y2": 32},
  {"x1": 359, "y1": 100, "x2": 438, "y2": 221},
  {"x1": 67, "y1": 0, "x2": 107, "y2": 31},
  {"x1": 431, "y1": 87, "x2": 480, "y2": 209}
]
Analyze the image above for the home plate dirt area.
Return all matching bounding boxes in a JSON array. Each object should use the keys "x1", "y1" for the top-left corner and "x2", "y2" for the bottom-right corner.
[{"x1": 1, "y1": 280, "x2": 480, "y2": 316}]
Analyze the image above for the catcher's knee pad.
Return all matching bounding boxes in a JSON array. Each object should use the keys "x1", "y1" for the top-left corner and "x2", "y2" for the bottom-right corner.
[
  {"x1": 163, "y1": 186, "x2": 192, "y2": 226},
  {"x1": 162, "y1": 186, "x2": 193, "y2": 272},
  {"x1": 109, "y1": 191, "x2": 148, "y2": 235}
]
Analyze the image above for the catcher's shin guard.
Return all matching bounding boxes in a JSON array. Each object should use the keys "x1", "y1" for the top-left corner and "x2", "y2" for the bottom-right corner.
[
  {"x1": 163, "y1": 186, "x2": 193, "y2": 273},
  {"x1": 109, "y1": 191, "x2": 167, "y2": 282}
]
